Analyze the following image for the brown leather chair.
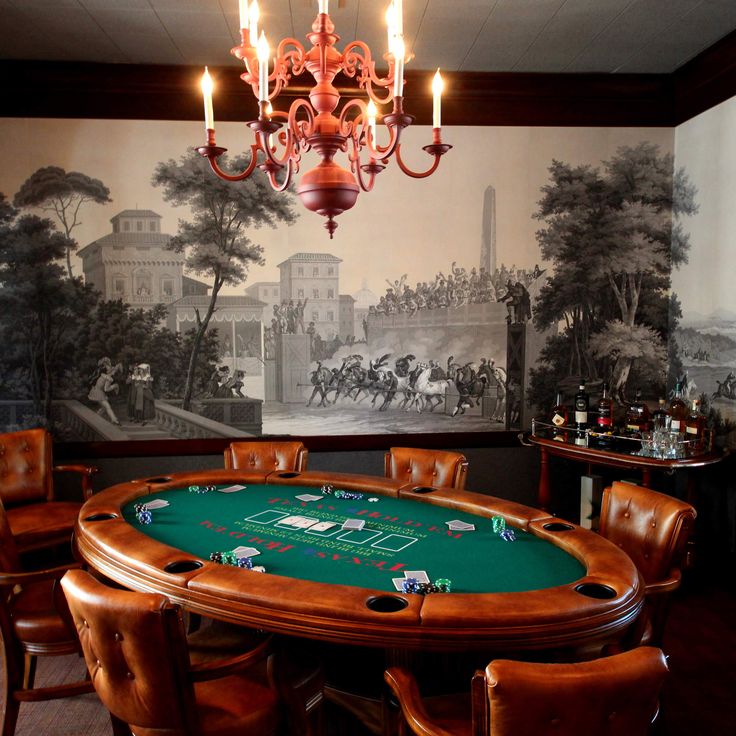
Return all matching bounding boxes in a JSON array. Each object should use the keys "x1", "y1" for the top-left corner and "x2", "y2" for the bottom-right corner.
[
  {"x1": 599, "y1": 481, "x2": 696, "y2": 647},
  {"x1": 0, "y1": 428, "x2": 98, "y2": 552},
  {"x1": 385, "y1": 647, "x2": 669, "y2": 736},
  {"x1": 60, "y1": 568, "x2": 286, "y2": 736},
  {"x1": 385, "y1": 447, "x2": 468, "y2": 490},
  {"x1": 0, "y1": 499, "x2": 93, "y2": 736},
  {"x1": 224, "y1": 440, "x2": 309, "y2": 473}
]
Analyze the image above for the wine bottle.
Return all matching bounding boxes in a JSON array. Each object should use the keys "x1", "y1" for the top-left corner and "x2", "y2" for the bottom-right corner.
[
  {"x1": 685, "y1": 399, "x2": 706, "y2": 453},
  {"x1": 573, "y1": 381, "x2": 589, "y2": 445},
  {"x1": 668, "y1": 382, "x2": 688, "y2": 434},
  {"x1": 625, "y1": 388, "x2": 650, "y2": 435},
  {"x1": 651, "y1": 398, "x2": 669, "y2": 430},
  {"x1": 595, "y1": 382, "x2": 614, "y2": 449},
  {"x1": 550, "y1": 392, "x2": 568, "y2": 442}
]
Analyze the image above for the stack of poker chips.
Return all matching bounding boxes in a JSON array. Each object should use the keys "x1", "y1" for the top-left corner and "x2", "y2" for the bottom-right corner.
[
  {"x1": 188, "y1": 485, "x2": 216, "y2": 494},
  {"x1": 402, "y1": 577, "x2": 452, "y2": 595},
  {"x1": 491, "y1": 515, "x2": 516, "y2": 542},
  {"x1": 209, "y1": 551, "x2": 266, "y2": 572},
  {"x1": 133, "y1": 503, "x2": 153, "y2": 525},
  {"x1": 320, "y1": 483, "x2": 364, "y2": 500}
]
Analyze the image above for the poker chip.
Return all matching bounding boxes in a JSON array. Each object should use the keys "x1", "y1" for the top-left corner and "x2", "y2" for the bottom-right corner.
[
  {"x1": 491, "y1": 516, "x2": 506, "y2": 533},
  {"x1": 500, "y1": 528, "x2": 517, "y2": 542},
  {"x1": 320, "y1": 483, "x2": 334, "y2": 495},
  {"x1": 188, "y1": 485, "x2": 209, "y2": 494},
  {"x1": 252, "y1": 565, "x2": 266, "y2": 573},
  {"x1": 135, "y1": 510, "x2": 153, "y2": 525},
  {"x1": 368, "y1": 497, "x2": 379, "y2": 503},
  {"x1": 401, "y1": 577, "x2": 452, "y2": 595},
  {"x1": 210, "y1": 551, "x2": 263, "y2": 572}
]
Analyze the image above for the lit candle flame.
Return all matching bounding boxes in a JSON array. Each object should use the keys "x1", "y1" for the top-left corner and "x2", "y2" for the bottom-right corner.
[
  {"x1": 257, "y1": 31, "x2": 270, "y2": 103},
  {"x1": 432, "y1": 68, "x2": 443, "y2": 129},
  {"x1": 201, "y1": 66, "x2": 214, "y2": 130}
]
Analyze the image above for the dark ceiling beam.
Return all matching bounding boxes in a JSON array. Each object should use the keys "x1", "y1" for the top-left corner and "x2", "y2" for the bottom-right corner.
[
  {"x1": 2, "y1": 60, "x2": 674, "y2": 127},
  {"x1": 674, "y1": 28, "x2": 736, "y2": 124}
]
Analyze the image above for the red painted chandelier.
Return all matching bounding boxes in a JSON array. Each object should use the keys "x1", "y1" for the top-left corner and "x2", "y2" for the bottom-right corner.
[{"x1": 197, "y1": 0, "x2": 451, "y2": 238}]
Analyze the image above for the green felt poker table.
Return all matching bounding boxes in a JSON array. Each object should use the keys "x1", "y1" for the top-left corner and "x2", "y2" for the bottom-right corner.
[{"x1": 75, "y1": 469, "x2": 644, "y2": 652}]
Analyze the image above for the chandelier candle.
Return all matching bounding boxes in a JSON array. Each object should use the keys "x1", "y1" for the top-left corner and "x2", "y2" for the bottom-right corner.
[
  {"x1": 201, "y1": 67, "x2": 214, "y2": 131},
  {"x1": 196, "y1": 0, "x2": 451, "y2": 238}
]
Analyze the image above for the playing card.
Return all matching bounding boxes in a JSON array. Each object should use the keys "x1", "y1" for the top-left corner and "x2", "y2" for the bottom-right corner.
[
  {"x1": 392, "y1": 578, "x2": 407, "y2": 591},
  {"x1": 143, "y1": 499, "x2": 169, "y2": 510},
  {"x1": 295, "y1": 493, "x2": 324, "y2": 502},
  {"x1": 308, "y1": 521, "x2": 337, "y2": 532},
  {"x1": 231, "y1": 546, "x2": 260, "y2": 558},
  {"x1": 341, "y1": 518, "x2": 365, "y2": 531},
  {"x1": 218, "y1": 484, "x2": 247, "y2": 493},
  {"x1": 404, "y1": 570, "x2": 430, "y2": 583},
  {"x1": 446, "y1": 519, "x2": 475, "y2": 531},
  {"x1": 290, "y1": 517, "x2": 321, "y2": 529},
  {"x1": 276, "y1": 515, "x2": 308, "y2": 527}
]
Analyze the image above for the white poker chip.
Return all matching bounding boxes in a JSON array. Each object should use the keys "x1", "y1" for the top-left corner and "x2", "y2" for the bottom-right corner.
[{"x1": 368, "y1": 497, "x2": 379, "y2": 502}]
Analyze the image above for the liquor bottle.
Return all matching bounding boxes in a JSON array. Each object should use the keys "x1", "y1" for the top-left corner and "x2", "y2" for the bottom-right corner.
[
  {"x1": 668, "y1": 382, "x2": 688, "y2": 434},
  {"x1": 550, "y1": 392, "x2": 568, "y2": 442},
  {"x1": 625, "y1": 388, "x2": 650, "y2": 435},
  {"x1": 685, "y1": 399, "x2": 706, "y2": 453},
  {"x1": 595, "y1": 382, "x2": 614, "y2": 449},
  {"x1": 651, "y1": 398, "x2": 669, "y2": 430},
  {"x1": 573, "y1": 381, "x2": 589, "y2": 445}
]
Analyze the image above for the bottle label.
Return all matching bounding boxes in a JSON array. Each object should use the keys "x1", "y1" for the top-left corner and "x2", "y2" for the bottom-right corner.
[
  {"x1": 626, "y1": 423, "x2": 641, "y2": 431},
  {"x1": 686, "y1": 426, "x2": 698, "y2": 435},
  {"x1": 671, "y1": 420, "x2": 681, "y2": 431},
  {"x1": 552, "y1": 413, "x2": 565, "y2": 427},
  {"x1": 575, "y1": 411, "x2": 587, "y2": 424}
]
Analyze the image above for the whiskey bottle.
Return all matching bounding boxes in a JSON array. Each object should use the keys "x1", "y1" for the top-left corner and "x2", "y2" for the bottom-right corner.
[
  {"x1": 668, "y1": 382, "x2": 688, "y2": 434},
  {"x1": 595, "y1": 382, "x2": 614, "y2": 449},
  {"x1": 573, "y1": 381, "x2": 589, "y2": 445},
  {"x1": 550, "y1": 392, "x2": 568, "y2": 442},
  {"x1": 685, "y1": 399, "x2": 706, "y2": 453},
  {"x1": 625, "y1": 388, "x2": 650, "y2": 435},
  {"x1": 651, "y1": 398, "x2": 669, "y2": 430}
]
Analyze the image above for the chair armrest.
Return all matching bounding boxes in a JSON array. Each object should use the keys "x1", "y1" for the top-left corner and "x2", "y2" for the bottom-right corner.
[
  {"x1": 644, "y1": 569, "x2": 681, "y2": 598},
  {"x1": 189, "y1": 633, "x2": 273, "y2": 683},
  {"x1": 0, "y1": 561, "x2": 83, "y2": 588},
  {"x1": 385, "y1": 667, "x2": 457, "y2": 736},
  {"x1": 53, "y1": 464, "x2": 99, "y2": 500}
]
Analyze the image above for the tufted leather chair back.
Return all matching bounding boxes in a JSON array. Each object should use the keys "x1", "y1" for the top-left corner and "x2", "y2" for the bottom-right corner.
[
  {"x1": 224, "y1": 441, "x2": 308, "y2": 472},
  {"x1": 0, "y1": 428, "x2": 53, "y2": 507},
  {"x1": 0, "y1": 499, "x2": 21, "y2": 572},
  {"x1": 385, "y1": 447, "x2": 468, "y2": 490},
  {"x1": 486, "y1": 647, "x2": 668, "y2": 736},
  {"x1": 599, "y1": 481, "x2": 696, "y2": 585},
  {"x1": 61, "y1": 569, "x2": 197, "y2": 735}
]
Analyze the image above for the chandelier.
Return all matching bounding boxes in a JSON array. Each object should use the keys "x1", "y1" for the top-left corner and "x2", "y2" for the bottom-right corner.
[{"x1": 197, "y1": 0, "x2": 451, "y2": 238}]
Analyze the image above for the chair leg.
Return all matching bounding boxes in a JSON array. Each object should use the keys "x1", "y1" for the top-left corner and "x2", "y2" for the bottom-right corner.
[
  {"x1": 110, "y1": 713, "x2": 132, "y2": 736},
  {"x1": 22, "y1": 654, "x2": 37, "y2": 690},
  {"x1": 2, "y1": 639, "x2": 23, "y2": 736},
  {"x1": 1, "y1": 697, "x2": 21, "y2": 736}
]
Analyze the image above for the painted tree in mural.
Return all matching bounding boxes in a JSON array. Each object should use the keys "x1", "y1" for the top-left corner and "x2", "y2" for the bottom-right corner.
[
  {"x1": 530, "y1": 143, "x2": 697, "y2": 405},
  {"x1": 73, "y1": 300, "x2": 221, "y2": 401},
  {"x1": 0, "y1": 193, "x2": 98, "y2": 422},
  {"x1": 13, "y1": 167, "x2": 112, "y2": 279},
  {"x1": 152, "y1": 149, "x2": 298, "y2": 409}
]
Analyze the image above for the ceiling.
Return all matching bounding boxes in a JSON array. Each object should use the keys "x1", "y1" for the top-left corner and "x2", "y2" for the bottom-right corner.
[{"x1": 2, "y1": 0, "x2": 736, "y2": 74}]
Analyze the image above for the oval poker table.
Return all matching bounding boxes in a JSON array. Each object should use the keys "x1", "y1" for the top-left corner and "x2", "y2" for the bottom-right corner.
[{"x1": 75, "y1": 469, "x2": 644, "y2": 652}]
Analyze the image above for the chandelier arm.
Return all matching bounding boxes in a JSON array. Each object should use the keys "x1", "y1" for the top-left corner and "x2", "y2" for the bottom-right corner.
[
  {"x1": 275, "y1": 37, "x2": 308, "y2": 77},
  {"x1": 393, "y1": 143, "x2": 447, "y2": 179},
  {"x1": 204, "y1": 145, "x2": 260, "y2": 182},
  {"x1": 265, "y1": 158, "x2": 295, "y2": 192},
  {"x1": 337, "y1": 98, "x2": 366, "y2": 139},
  {"x1": 287, "y1": 98, "x2": 317, "y2": 143},
  {"x1": 341, "y1": 41, "x2": 393, "y2": 89}
]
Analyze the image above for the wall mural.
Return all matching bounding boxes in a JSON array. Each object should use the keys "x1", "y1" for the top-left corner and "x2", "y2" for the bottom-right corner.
[{"x1": 1, "y1": 118, "x2": 694, "y2": 443}]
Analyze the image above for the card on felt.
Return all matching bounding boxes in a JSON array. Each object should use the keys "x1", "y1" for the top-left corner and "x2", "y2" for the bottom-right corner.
[
  {"x1": 295, "y1": 493, "x2": 324, "y2": 502},
  {"x1": 404, "y1": 570, "x2": 430, "y2": 583},
  {"x1": 341, "y1": 518, "x2": 365, "y2": 531},
  {"x1": 277, "y1": 515, "x2": 308, "y2": 527},
  {"x1": 392, "y1": 578, "x2": 407, "y2": 591},
  {"x1": 308, "y1": 521, "x2": 337, "y2": 532},
  {"x1": 446, "y1": 520, "x2": 475, "y2": 531},
  {"x1": 231, "y1": 546, "x2": 260, "y2": 558},
  {"x1": 218, "y1": 484, "x2": 247, "y2": 493},
  {"x1": 143, "y1": 499, "x2": 170, "y2": 510},
  {"x1": 291, "y1": 517, "x2": 321, "y2": 529}
]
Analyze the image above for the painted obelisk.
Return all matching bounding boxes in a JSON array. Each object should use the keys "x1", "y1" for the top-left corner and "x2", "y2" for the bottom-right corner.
[{"x1": 480, "y1": 185, "x2": 496, "y2": 274}]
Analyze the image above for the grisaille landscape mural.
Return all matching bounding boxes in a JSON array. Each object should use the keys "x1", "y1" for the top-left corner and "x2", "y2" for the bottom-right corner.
[{"x1": 3, "y1": 117, "x2": 730, "y2": 444}]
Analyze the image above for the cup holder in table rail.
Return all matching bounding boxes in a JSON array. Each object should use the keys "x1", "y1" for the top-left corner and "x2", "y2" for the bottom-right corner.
[
  {"x1": 145, "y1": 476, "x2": 173, "y2": 484},
  {"x1": 411, "y1": 486, "x2": 436, "y2": 494},
  {"x1": 83, "y1": 512, "x2": 119, "y2": 522},
  {"x1": 277, "y1": 472, "x2": 301, "y2": 478},
  {"x1": 366, "y1": 595, "x2": 409, "y2": 613},
  {"x1": 574, "y1": 582, "x2": 617, "y2": 600},
  {"x1": 164, "y1": 560, "x2": 203, "y2": 575},
  {"x1": 543, "y1": 522, "x2": 575, "y2": 532}
]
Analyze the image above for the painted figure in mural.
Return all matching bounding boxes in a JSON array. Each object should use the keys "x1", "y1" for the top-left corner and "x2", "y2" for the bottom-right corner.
[
  {"x1": 500, "y1": 280, "x2": 532, "y2": 324},
  {"x1": 224, "y1": 370, "x2": 246, "y2": 398},
  {"x1": 394, "y1": 354, "x2": 416, "y2": 378},
  {"x1": 306, "y1": 362, "x2": 331, "y2": 407},
  {"x1": 206, "y1": 365, "x2": 230, "y2": 397},
  {"x1": 263, "y1": 327, "x2": 276, "y2": 360},
  {"x1": 295, "y1": 298, "x2": 308, "y2": 334},
  {"x1": 132, "y1": 363, "x2": 155, "y2": 423},
  {"x1": 712, "y1": 371, "x2": 736, "y2": 401},
  {"x1": 126, "y1": 365, "x2": 141, "y2": 419},
  {"x1": 88, "y1": 359, "x2": 122, "y2": 426},
  {"x1": 306, "y1": 321, "x2": 316, "y2": 350},
  {"x1": 506, "y1": 377, "x2": 521, "y2": 425}
]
